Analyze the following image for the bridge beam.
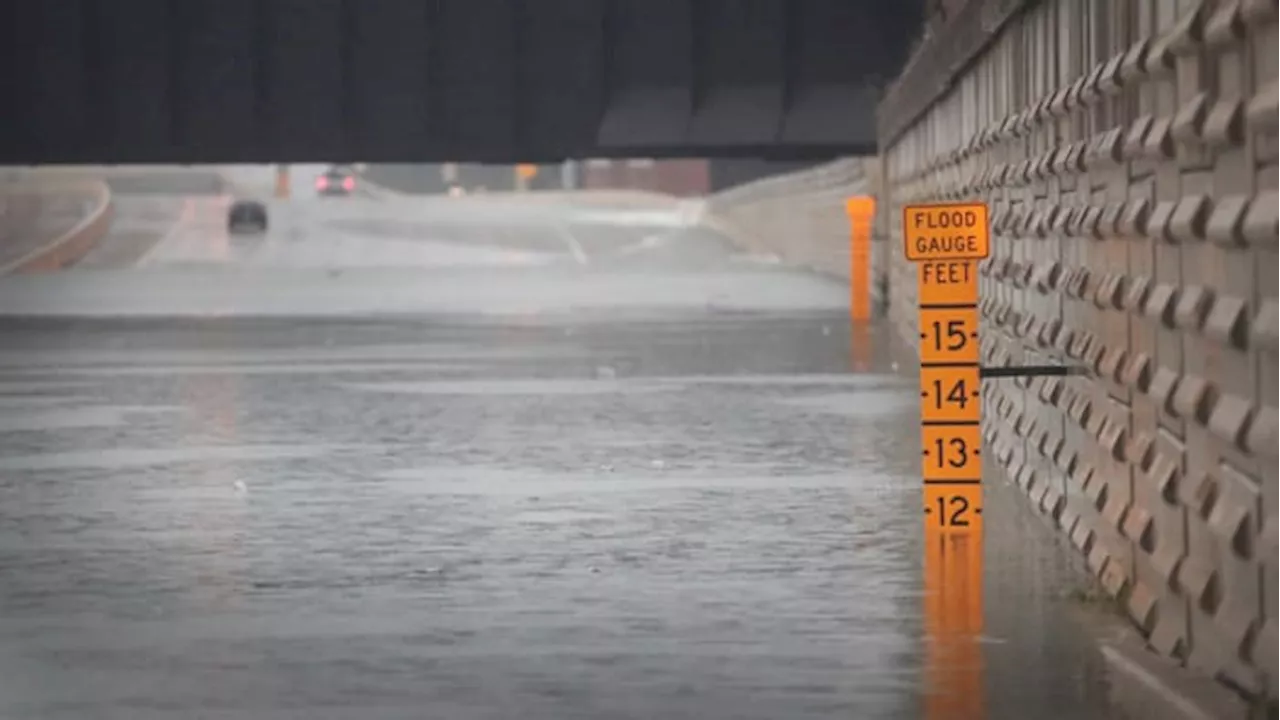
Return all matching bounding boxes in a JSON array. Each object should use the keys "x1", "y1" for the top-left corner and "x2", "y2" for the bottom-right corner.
[{"x1": 0, "y1": 0, "x2": 923, "y2": 164}]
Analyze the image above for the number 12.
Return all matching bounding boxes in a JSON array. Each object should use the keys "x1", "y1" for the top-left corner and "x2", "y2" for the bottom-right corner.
[{"x1": 935, "y1": 495, "x2": 971, "y2": 527}]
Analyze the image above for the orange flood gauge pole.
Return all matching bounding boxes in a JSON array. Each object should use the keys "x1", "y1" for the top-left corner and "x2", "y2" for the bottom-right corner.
[
  {"x1": 845, "y1": 196, "x2": 876, "y2": 322},
  {"x1": 846, "y1": 196, "x2": 876, "y2": 370},
  {"x1": 903, "y1": 200, "x2": 990, "y2": 719}
]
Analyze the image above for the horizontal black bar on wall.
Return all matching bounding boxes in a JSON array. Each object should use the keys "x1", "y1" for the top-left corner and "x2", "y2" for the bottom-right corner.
[{"x1": 979, "y1": 365, "x2": 1086, "y2": 379}]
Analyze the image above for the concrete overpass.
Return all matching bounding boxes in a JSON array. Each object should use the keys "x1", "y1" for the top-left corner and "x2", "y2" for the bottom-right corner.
[{"x1": 0, "y1": 0, "x2": 921, "y2": 165}]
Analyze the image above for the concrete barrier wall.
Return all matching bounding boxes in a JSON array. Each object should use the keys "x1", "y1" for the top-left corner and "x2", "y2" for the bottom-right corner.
[
  {"x1": 705, "y1": 159, "x2": 889, "y2": 308},
  {"x1": 354, "y1": 166, "x2": 694, "y2": 210},
  {"x1": 705, "y1": 0, "x2": 1277, "y2": 711},
  {"x1": 0, "y1": 180, "x2": 114, "y2": 274}
]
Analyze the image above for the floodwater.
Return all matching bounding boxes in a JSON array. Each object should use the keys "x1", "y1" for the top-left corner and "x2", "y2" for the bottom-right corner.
[{"x1": 0, "y1": 166, "x2": 1120, "y2": 719}]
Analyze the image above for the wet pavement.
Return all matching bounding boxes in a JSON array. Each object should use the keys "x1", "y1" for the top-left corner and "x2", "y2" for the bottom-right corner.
[
  {"x1": 0, "y1": 192, "x2": 44, "y2": 264},
  {"x1": 0, "y1": 187, "x2": 99, "y2": 271},
  {"x1": 0, "y1": 168, "x2": 1121, "y2": 719}
]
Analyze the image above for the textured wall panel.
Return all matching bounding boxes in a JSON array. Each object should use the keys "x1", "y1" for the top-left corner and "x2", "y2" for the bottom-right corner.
[{"x1": 881, "y1": 0, "x2": 1278, "y2": 709}]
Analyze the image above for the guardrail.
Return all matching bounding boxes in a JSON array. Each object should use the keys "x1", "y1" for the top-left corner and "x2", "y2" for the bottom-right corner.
[
  {"x1": 0, "y1": 180, "x2": 114, "y2": 274},
  {"x1": 701, "y1": 158, "x2": 884, "y2": 306}
]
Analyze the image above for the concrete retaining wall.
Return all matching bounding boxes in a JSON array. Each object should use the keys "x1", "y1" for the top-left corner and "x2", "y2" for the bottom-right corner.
[
  {"x1": 885, "y1": 0, "x2": 1277, "y2": 709},
  {"x1": 704, "y1": 0, "x2": 1277, "y2": 713},
  {"x1": 0, "y1": 180, "x2": 114, "y2": 274},
  {"x1": 354, "y1": 167, "x2": 693, "y2": 210},
  {"x1": 705, "y1": 159, "x2": 890, "y2": 308}
]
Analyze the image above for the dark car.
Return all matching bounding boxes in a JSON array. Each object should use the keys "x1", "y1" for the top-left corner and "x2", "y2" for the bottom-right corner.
[
  {"x1": 227, "y1": 200, "x2": 268, "y2": 234},
  {"x1": 315, "y1": 166, "x2": 357, "y2": 196}
]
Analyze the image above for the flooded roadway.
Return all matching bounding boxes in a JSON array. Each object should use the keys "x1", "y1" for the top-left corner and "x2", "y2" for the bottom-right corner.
[{"x1": 0, "y1": 168, "x2": 1120, "y2": 719}]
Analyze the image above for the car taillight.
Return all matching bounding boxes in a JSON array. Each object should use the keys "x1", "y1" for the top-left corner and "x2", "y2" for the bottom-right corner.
[
  {"x1": 342, "y1": 177, "x2": 355, "y2": 191},
  {"x1": 316, "y1": 177, "x2": 328, "y2": 189}
]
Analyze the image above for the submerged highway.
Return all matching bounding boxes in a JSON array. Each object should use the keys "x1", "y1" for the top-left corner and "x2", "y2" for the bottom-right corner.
[{"x1": 0, "y1": 168, "x2": 1121, "y2": 719}]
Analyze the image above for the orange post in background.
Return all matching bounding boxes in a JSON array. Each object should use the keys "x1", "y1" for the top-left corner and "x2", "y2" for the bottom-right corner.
[
  {"x1": 515, "y1": 163, "x2": 538, "y2": 192},
  {"x1": 845, "y1": 196, "x2": 876, "y2": 322},
  {"x1": 274, "y1": 165, "x2": 290, "y2": 199},
  {"x1": 904, "y1": 201, "x2": 990, "y2": 719}
]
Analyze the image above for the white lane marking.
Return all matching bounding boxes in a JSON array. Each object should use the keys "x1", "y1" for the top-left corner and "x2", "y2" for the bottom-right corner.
[
  {"x1": 135, "y1": 198, "x2": 196, "y2": 267},
  {"x1": 567, "y1": 208, "x2": 689, "y2": 227},
  {"x1": 617, "y1": 233, "x2": 669, "y2": 256},
  {"x1": 555, "y1": 223, "x2": 589, "y2": 265}
]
